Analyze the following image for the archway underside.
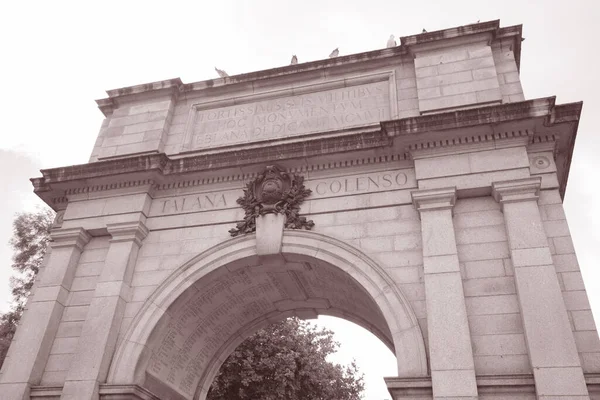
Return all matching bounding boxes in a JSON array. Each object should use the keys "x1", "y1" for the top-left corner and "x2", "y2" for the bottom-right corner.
[{"x1": 143, "y1": 258, "x2": 394, "y2": 400}]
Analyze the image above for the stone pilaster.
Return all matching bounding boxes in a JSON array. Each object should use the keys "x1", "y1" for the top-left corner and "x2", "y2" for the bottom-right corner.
[
  {"x1": 412, "y1": 188, "x2": 478, "y2": 399},
  {"x1": 492, "y1": 177, "x2": 589, "y2": 398},
  {"x1": 60, "y1": 221, "x2": 148, "y2": 400},
  {"x1": 0, "y1": 228, "x2": 90, "y2": 400}
]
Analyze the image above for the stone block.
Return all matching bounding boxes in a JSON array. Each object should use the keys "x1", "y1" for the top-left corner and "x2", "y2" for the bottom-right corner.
[
  {"x1": 393, "y1": 232, "x2": 422, "y2": 251},
  {"x1": 464, "y1": 259, "x2": 506, "y2": 279},
  {"x1": 419, "y1": 92, "x2": 478, "y2": 112},
  {"x1": 425, "y1": 273, "x2": 474, "y2": 371},
  {"x1": 431, "y1": 369, "x2": 478, "y2": 397},
  {"x1": 580, "y1": 352, "x2": 600, "y2": 373},
  {"x1": 533, "y1": 366, "x2": 588, "y2": 396},
  {"x1": 468, "y1": 313, "x2": 523, "y2": 335},
  {"x1": 463, "y1": 276, "x2": 516, "y2": 297},
  {"x1": 417, "y1": 70, "x2": 473, "y2": 89},
  {"x1": 454, "y1": 210, "x2": 505, "y2": 228},
  {"x1": 359, "y1": 236, "x2": 394, "y2": 252},
  {"x1": 472, "y1": 66, "x2": 497, "y2": 80},
  {"x1": 469, "y1": 147, "x2": 529, "y2": 173},
  {"x1": 515, "y1": 265, "x2": 581, "y2": 368},
  {"x1": 553, "y1": 236, "x2": 576, "y2": 254},
  {"x1": 441, "y1": 77, "x2": 499, "y2": 97},
  {"x1": 543, "y1": 220, "x2": 571, "y2": 238},
  {"x1": 387, "y1": 266, "x2": 423, "y2": 284},
  {"x1": 561, "y1": 272, "x2": 586, "y2": 291},
  {"x1": 571, "y1": 310, "x2": 597, "y2": 331},
  {"x1": 437, "y1": 56, "x2": 496, "y2": 75},
  {"x1": 49, "y1": 337, "x2": 79, "y2": 355},
  {"x1": 423, "y1": 254, "x2": 460, "y2": 274},
  {"x1": 563, "y1": 290, "x2": 592, "y2": 311},
  {"x1": 420, "y1": 209, "x2": 458, "y2": 257},
  {"x1": 574, "y1": 331, "x2": 600, "y2": 353},
  {"x1": 62, "y1": 305, "x2": 89, "y2": 322},
  {"x1": 511, "y1": 247, "x2": 553, "y2": 268},
  {"x1": 56, "y1": 322, "x2": 83, "y2": 338},
  {"x1": 455, "y1": 225, "x2": 507, "y2": 245},
  {"x1": 465, "y1": 294, "x2": 519, "y2": 315},
  {"x1": 474, "y1": 354, "x2": 531, "y2": 375},
  {"x1": 457, "y1": 242, "x2": 510, "y2": 262},
  {"x1": 417, "y1": 86, "x2": 441, "y2": 99},
  {"x1": 471, "y1": 333, "x2": 527, "y2": 356},
  {"x1": 454, "y1": 197, "x2": 500, "y2": 214},
  {"x1": 553, "y1": 253, "x2": 580, "y2": 272}
]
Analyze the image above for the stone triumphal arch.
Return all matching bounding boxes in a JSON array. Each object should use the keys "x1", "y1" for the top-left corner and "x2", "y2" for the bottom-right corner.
[{"x1": 2, "y1": 20, "x2": 599, "y2": 399}]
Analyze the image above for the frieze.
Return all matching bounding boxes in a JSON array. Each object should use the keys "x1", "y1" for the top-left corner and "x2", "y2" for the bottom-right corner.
[{"x1": 149, "y1": 168, "x2": 415, "y2": 217}]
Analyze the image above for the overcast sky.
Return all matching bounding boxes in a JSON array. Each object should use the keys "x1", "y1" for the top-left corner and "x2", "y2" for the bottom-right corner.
[{"x1": 1, "y1": 1, "x2": 599, "y2": 399}]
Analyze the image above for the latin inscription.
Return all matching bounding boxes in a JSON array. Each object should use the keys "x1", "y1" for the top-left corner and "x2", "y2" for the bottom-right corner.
[{"x1": 188, "y1": 81, "x2": 390, "y2": 149}]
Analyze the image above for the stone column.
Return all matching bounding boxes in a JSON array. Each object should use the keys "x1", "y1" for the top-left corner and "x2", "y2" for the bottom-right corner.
[
  {"x1": 492, "y1": 178, "x2": 589, "y2": 398},
  {"x1": 0, "y1": 228, "x2": 90, "y2": 400},
  {"x1": 412, "y1": 187, "x2": 478, "y2": 399},
  {"x1": 60, "y1": 221, "x2": 148, "y2": 400}
]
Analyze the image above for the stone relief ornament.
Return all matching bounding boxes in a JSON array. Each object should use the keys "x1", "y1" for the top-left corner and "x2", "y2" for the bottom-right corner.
[{"x1": 229, "y1": 165, "x2": 315, "y2": 237}]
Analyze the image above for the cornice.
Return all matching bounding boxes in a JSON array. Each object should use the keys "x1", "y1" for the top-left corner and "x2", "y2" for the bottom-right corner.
[
  {"x1": 32, "y1": 97, "x2": 581, "y2": 210},
  {"x1": 382, "y1": 97, "x2": 556, "y2": 137}
]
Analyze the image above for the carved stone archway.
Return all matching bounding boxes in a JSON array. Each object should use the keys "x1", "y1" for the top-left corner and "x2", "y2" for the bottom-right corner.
[{"x1": 107, "y1": 230, "x2": 427, "y2": 400}]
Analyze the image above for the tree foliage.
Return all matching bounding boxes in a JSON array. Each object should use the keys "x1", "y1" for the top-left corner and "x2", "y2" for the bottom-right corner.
[
  {"x1": 207, "y1": 317, "x2": 364, "y2": 400},
  {"x1": 0, "y1": 208, "x2": 53, "y2": 368}
]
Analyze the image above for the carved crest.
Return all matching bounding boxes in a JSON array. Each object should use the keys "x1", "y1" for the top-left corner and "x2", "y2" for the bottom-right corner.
[{"x1": 229, "y1": 165, "x2": 315, "y2": 237}]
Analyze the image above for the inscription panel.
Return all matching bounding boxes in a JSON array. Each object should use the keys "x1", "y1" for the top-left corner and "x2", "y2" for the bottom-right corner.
[
  {"x1": 150, "y1": 168, "x2": 415, "y2": 217},
  {"x1": 183, "y1": 78, "x2": 393, "y2": 151}
]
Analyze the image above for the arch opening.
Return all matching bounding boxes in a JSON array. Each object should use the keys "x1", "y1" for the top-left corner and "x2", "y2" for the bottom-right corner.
[{"x1": 108, "y1": 231, "x2": 427, "y2": 400}]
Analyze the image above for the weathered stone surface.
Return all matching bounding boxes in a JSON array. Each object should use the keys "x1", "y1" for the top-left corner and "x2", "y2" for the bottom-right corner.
[{"x1": 3, "y1": 19, "x2": 596, "y2": 400}]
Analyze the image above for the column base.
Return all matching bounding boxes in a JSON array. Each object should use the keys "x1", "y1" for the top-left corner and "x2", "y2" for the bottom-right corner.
[{"x1": 386, "y1": 374, "x2": 600, "y2": 399}]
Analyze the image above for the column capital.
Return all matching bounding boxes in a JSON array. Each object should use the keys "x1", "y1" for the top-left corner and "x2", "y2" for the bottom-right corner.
[
  {"x1": 107, "y1": 221, "x2": 149, "y2": 246},
  {"x1": 50, "y1": 227, "x2": 91, "y2": 251},
  {"x1": 492, "y1": 177, "x2": 541, "y2": 205},
  {"x1": 411, "y1": 187, "x2": 457, "y2": 213}
]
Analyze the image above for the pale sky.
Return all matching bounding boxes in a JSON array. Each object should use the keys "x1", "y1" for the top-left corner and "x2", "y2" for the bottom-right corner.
[{"x1": 1, "y1": 1, "x2": 599, "y2": 399}]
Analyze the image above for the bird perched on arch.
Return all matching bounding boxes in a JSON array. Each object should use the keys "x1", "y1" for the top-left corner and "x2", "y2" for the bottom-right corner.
[
  {"x1": 422, "y1": 28, "x2": 427, "y2": 33},
  {"x1": 290, "y1": 55, "x2": 298, "y2": 65},
  {"x1": 387, "y1": 34, "x2": 397, "y2": 48},
  {"x1": 329, "y1": 48, "x2": 339, "y2": 58},
  {"x1": 215, "y1": 67, "x2": 229, "y2": 78}
]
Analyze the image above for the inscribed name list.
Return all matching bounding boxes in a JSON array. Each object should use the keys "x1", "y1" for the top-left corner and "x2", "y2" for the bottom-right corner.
[{"x1": 190, "y1": 81, "x2": 390, "y2": 149}]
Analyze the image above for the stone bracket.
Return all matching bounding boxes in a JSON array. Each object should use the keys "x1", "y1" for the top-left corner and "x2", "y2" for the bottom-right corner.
[
  {"x1": 107, "y1": 221, "x2": 149, "y2": 246},
  {"x1": 50, "y1": 227, "x2": 91, "y2": 251},
  {"x1": 255, "y1": 213, "x2": 285, "y2": 265},
  {"x1": 411, "y1": 187, "x2": 457, "y2": 214},
  {"x1": 492, "y1": 177, "x2": 541, "y2": 206}
]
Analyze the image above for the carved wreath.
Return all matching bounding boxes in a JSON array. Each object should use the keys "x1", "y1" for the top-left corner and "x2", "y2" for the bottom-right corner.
[{"x1": 229, "y1": 165, "x2": 315, "y2": 237}]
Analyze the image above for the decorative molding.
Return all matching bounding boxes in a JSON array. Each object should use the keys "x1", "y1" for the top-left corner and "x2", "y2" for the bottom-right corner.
[
  {"x1": 107, "y1": 221, "x2": 150, "y2": 246},
  {"x1": 30, "y1": 386, "x2": 62, "y2": 399},
  {"x1": 229, "y1": 165, "x2": 314, "y2": 237},
  {"x1": 411, "y1": 187, "x2": 457, "y2": 213},
  {"x1": 49, "y1": 227, "x2": 91, "y2": 251},
  {"x1": 491, "y1": 177, "x2": 542, "y2": 205},
  {"x1": 99, "y1": 384, "x2": 161, "y2": 400}
]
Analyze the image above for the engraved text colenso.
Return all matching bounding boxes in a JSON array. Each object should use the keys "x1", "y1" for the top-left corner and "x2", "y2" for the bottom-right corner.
[
  {"x1": 153, "y1": 169, "x2": 414, "y2": 216},
  {"x1": 188, "y1": 81, "x2": 390, "y2": 149}
]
